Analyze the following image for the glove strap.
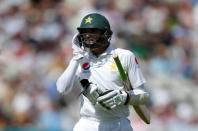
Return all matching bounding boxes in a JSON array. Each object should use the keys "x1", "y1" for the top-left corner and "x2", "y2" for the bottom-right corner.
[{"x1": 124, "y1": 91, "x2": 130, "y2": 105}]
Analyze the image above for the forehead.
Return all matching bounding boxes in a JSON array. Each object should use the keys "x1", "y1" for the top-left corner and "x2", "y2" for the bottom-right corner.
[{"x1": 79, "y1": 28, "x2": 103, "y2": 34}]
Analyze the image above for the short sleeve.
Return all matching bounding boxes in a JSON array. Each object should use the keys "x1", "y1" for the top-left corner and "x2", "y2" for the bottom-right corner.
[{"x1": 124, "y1": 51, "x2": 146, "y2": 88}]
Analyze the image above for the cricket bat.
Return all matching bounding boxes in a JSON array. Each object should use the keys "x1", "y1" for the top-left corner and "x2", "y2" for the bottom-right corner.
[{"x1": 113, "y1": 53, "x2": 150, "y2": 124}]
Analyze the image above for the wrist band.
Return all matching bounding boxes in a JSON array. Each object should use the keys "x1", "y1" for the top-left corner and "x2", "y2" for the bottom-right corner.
[{"x1": 124, "y1": 91, "x2": 130, "y2": 105}]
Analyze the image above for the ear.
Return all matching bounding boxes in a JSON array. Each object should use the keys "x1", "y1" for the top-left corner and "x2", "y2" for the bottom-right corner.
[
  {"x1": 72, "y1": 33, "x2": 83, "y2": 48},
  {"x1": 76, "y1": 34, "x2": 83, "y2": 47},
  {"x1": 104, "y1": 30, "x2": 112, "y2": 39}
]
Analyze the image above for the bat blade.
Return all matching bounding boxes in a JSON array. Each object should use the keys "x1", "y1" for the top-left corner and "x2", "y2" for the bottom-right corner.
[{"x1": 113, "y1": 53, "x2": 150, "y2": 124}]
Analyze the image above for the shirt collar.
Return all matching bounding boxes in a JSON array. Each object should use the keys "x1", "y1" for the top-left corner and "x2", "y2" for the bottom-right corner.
[
  {"x1": 89, "y1": 44, "x2": 114, "y2": 59},
  {"x1": 103, "y1": 44, "x2": 114, "y2": 56}
]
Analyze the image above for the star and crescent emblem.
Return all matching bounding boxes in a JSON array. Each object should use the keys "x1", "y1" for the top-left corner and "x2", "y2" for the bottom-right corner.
[
  {"x1": 84, "y1": 16, "x2": 93, "y2": 24},
  {"x1": 109, "y1": 63, "x2": 117, "y2": 71}
]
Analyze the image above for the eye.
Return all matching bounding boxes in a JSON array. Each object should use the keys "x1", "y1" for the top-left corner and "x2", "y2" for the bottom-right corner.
[
  {"x1": 82, "y1": 33, "x2": 92, "y2": 38},
  {"x1": 80, "y1": 29, "x2": 103, "y2": 34}
]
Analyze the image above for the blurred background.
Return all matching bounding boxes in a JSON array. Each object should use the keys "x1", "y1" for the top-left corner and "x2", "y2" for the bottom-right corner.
[{"x1": 0, "y1": 0, "x2": 198, "y2": 130}]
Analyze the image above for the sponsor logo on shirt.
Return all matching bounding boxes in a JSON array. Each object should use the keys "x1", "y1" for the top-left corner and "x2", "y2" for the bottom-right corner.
[{"x1": 82, "y1": 63, "x2": 90, "y2": 70}]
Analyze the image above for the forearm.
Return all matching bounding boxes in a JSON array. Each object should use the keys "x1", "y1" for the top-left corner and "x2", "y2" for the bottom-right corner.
[
  {"x1": 56, "y1": 58, "x2": 80, "y2": 94},
  {"x1": 127, "y1": 85, "x2": 150, "y2": 105}
]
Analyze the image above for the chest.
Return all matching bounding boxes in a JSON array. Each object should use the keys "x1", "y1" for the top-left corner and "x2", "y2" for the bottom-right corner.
[{"x1": 78, "y1": 57, "x2": 125, "y2": 90}]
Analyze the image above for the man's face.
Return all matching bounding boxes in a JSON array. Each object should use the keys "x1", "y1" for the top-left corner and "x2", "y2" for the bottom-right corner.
[
  {"x1": 80, "y1": 29, "x2": 103, "y2": 49},
  {"x1": 79, "y1": 28, "x2": 109, "y2": 55}
]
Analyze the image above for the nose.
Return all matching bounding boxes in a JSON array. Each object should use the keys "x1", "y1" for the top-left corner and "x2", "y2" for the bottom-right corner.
[
  {"x1": 84, "y1": 33, "x2": 92, "y2": 39},
  {"x1": 84, "y1": 34, "x2": 96, "y2": 43}
]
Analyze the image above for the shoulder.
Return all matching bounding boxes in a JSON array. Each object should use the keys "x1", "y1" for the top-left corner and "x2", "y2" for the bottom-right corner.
[
  {"x1": 113, "y1": 48, "x2": 139, "y2": 65},
  {"x1": 114, "y1": 48, "x2": 136, "y2": 58}
]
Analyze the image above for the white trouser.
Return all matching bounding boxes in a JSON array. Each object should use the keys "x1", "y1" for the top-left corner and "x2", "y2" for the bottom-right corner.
[{"x1": 73, "y1": 117, "x2": 133, "y2": 131}]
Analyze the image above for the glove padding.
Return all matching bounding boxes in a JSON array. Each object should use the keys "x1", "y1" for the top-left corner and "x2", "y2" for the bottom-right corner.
[
  {"x1": 72, "y1": 34, "x2": 86, "y2": 60},
  {"x1": 83, "y1": 83, "x2": 104, "y2": 105},
  {"x1": 97, "y1": 90, "x2": 128, "y2": 109}
]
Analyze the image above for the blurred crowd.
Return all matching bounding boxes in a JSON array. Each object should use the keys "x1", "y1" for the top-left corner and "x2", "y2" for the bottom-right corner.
[{"x1": 0, "y1": 0, "x2": 198, "y2": 130}]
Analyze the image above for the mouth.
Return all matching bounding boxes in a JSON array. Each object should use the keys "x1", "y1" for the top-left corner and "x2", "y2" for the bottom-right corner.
[
  {"x1": 86, "y1": 40, "x2": 95, "y2": 45},
  {"x1": 84, "y1": 39, "x2": 97, "y2": 48}
]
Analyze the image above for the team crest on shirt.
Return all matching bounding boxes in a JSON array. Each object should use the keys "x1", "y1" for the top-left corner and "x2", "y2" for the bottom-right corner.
[{"x1": 108, "y1": 62, "x2": 118, "y2": 72}]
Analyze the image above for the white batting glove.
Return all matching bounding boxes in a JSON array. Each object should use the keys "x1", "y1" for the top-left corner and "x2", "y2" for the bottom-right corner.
[
  {"x1": 83, "y1": 83, "x2": 104, "y2": 105},
  {"x1": 72, "y1": 34, "x2": 86, "y2": 60},
  {"x1": 97, "y1": 90, "x2": 129, "y2": 109}
]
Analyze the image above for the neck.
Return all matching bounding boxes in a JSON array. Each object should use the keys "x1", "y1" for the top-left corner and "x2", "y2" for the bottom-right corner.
[{"x1": 91, "y1": 44, "x2": 109, "y2": 56}]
